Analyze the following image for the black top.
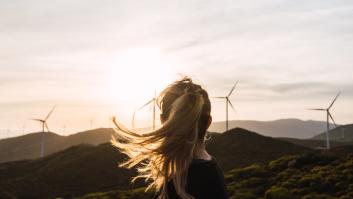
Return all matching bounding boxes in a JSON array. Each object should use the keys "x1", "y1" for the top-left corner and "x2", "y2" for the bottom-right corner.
[{"x1": 155, "y1": 157, "x2": 228, "y2": 199}]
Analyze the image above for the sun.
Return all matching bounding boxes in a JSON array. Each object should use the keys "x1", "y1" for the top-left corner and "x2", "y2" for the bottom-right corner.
[{"x1": 104, "y1": 47, "x2": 177, "y2": 107}]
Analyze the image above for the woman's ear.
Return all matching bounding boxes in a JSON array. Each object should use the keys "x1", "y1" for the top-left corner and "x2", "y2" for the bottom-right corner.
[{"x1": 207, "y1": 115, "x2": 212, "y2": 128}]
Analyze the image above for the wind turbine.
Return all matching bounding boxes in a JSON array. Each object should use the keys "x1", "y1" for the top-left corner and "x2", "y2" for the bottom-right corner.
[
  {"x1": 6, "y1": 128, "x2": 10, "y2": 139},
  {"x1": 132, "y1": 90, "x2": 157, "y2": 130},
  {"x1": 30, "y1": 106, "x2": 56, "y2": 157},
  {"x1": 214, "y1": 81, "x2": 239, "y2": 131},
  {"x1": 308, "y1": 92, "x2": 340, "y2": 150},
  {"x1": 63, "y1": 124, "x2": 66, "y2": 135},
  {"x1": 22, "y1": 124, "x2": 26, "y2": 135},
  {"x1": 90, "y1": 119, "x2": 93, "y2": 129}
]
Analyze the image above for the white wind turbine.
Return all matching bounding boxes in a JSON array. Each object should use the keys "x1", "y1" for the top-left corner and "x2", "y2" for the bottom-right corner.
[
  {"x1": 308, "y1": 92, "x2": 340, "y2": 150},
  {"x1": 30, "y1": 106, "x2": 56, "y2": 157},
  {"x1": 90, "y1": 119, "x2": 93, "y2": 130},
  {"x1": 6, "y1": 128, "x2": 10, "y2": 139},
  {"x1": 132, "y1": 90, "x2": 157, "y2": 130},
  {"x1": 22, "y1": 123, "x2": 26, "y2": 135},
  {"x1": 214, "y1": 81, "x2": 239, "y2": 131}
]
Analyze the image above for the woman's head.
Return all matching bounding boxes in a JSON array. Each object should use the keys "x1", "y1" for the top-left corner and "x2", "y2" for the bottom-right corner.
[
  {"x1": 158, "y1": 77, "x2": 211, "y2": 141},
  {"x1": 111, "y1": 77, "x2": 212, "y2": 199}
]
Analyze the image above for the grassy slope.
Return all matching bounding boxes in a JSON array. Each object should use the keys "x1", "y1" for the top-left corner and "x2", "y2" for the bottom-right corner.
[
  {"x1": 0, "y1": 128, "x2": 326, "y2": 198},
  {"x1": 78, "y1": 149, "x2": 353, "y2": 199},
  {"x1": 0, "y1": 144, "x2": 139, "y2": 199},
  {"x1": 206, "y1": 128, "x2": 312, "y2": 170}
]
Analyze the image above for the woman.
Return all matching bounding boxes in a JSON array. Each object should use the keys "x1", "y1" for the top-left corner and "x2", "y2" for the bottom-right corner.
[{"x1": 112, "y1": 77, "x2": 228, "y2": 199}]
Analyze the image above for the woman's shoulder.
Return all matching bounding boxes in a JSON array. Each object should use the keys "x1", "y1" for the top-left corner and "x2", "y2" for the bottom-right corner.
[
  {"x1": 187, "y1": 156, "x2": 229, "y2": 198},
  {"x1": 191, "y1": 156, "x2": 218, "y2": 165},
  {"x1": 189, "y1": 156, "x2": 222, "y2": 174}
]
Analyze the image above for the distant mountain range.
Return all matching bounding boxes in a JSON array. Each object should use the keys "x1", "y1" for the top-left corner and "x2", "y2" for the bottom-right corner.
[
  {"x1": 0, "y1": 118, "x2": 351, "y2": 164},
  {"x1": 0, "y1": 128, "x2": 313, "y2": 198},
  {"x1": 209, "y1": 118, "x2": 336, "y2": 139},
  {"x1": 0, "y1": 128, "x2": 114, "y2": 163},
  {"x1": 312, "y1": 124, "x2": 353, "y2": 142}
]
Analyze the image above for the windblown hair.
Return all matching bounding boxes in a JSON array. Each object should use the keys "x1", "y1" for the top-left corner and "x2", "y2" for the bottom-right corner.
[{"x1": 111, "y1": 77, "x2": 211, "y2": 199}]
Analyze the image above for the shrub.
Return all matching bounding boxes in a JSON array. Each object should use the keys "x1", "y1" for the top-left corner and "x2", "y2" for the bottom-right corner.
[{"x1": 264, "y1": 186, "x2": 291, "y2": 199}]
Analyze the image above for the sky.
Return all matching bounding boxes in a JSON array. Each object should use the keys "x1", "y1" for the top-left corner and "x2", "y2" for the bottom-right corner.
[{"x1": 1, "y1": 0, "x2": 353, "y2": 138}]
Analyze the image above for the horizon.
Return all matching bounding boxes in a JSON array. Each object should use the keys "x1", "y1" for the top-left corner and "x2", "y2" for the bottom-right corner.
[
  {"x1": 0, "y1": 117, "x2": 343, "y2": 139},
  {"x1": 1, "y1": 1, "x2": 353, "y2": 138}
]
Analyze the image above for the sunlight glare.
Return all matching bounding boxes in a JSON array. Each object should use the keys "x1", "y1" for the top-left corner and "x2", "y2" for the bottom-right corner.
[{"x1": 104, "y1": 47, "x2": 177, "y2": 107}]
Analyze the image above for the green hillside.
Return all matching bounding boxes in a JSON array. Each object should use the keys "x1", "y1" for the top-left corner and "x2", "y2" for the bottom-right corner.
[
  {"x1": 226, "y1": 152, "x2": 353, "y2": 199},
  {"x1": 0, "y1": 128, "x2": 312, "y2": 198},
  {"x1": 77, "y1": 151, "x2": 353, "y2": 199},
  {"x1": 206, "y1": 128, "x2": 312, "y2": 170},
  {"x1": 0, "y1": 144, "x2": 138, "y2": 198}
]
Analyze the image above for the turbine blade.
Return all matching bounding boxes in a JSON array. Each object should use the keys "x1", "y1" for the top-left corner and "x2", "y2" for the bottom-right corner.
[
  {"x1": 138, "y1": 99, "x2": 154, "y2": 110},
  {"x1": 307, "y1": 108, "x2": 326, "y2": 111},
  {"x1": 45, "y1": 105, "x2": 56, "y2": 121},
  {"x1": 328, "y1": 92, "x2": 340, "y2": 109},
  {"x1": 213, "y1": 96, "x2": 226, "y2": 99},
  {"x1": 227, "y1": 80, "x2": 239, "y2": 97},
  {"x1": 30, "y1": 118, "x2": 44, "y2": 122},
  {"x1": 228, "y1": 100, "x2": 236, "y2": 114},
  {"x1": 328, "y1": 112, "x2": 337, "y2": 128}
]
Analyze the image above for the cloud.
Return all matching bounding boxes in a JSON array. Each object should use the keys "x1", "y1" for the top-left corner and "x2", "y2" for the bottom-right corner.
[
  {"x1": 272, "y1": 82, "x2": 330, "y2": 93},
  {"x1": 1, "y1": 0, "x2": 353, "y2": 127}
]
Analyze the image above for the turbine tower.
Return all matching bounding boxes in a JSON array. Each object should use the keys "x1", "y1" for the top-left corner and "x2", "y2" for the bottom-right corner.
[
  {"x1": 90, "y1": 119, "x2": 93, "y2": 129},
  {"x1": 341, "y1": 127, "x2": 345, "y2": 140},
  {"x1": 22, "y1": 124, "x2": 26, "y2": 135},
  {"x1": 6, "y1": 128, "x2": 10, "y2": 139},
  {"x1": 63, "y1": 124, "x2": 66, "y2": 135},
  {"x1": 132, "y1": 90, "x2": 157, "y2": 130},
  {"x1": 214, "y1": 81, "x2": 239, "y2": 131},
  {"x1": 308, "y1": 92, "x2": 340, "y2": 150},
  {"x1": 30, "y1": 106, "x2": 56, "y2": 157}
]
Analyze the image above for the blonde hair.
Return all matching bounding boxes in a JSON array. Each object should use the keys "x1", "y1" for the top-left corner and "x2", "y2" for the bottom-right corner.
[{"x1": 111, "y1": 77, "x2": 211, "y2": 199}]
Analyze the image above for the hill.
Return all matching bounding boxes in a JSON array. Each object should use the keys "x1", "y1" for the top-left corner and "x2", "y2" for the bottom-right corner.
[
  {"x1": 209, "y1": 119, "x2": 333, "y2": 139},
  {"x1": 279, "y1": 137, "x2": 353, "y2": 149},
  {"x1": 78, "y1": 151, "x2": 353, "y2": 199},
  {"x1": 225, "y1": 152, "x2": 353, "y2": 198},
  {"x1": 0, "y1": 128, "x2": 114, "y2": 163},
  {"x1": 312, "y1": 124, "x2": 353, "y2": 142},
  {"x1": 0, "y1": 128, "x2": 313, "y2": 198},
  {"x1": 0, "y1": 119, "x2": 332, "y2": 163},
  {"x1": 206, "y1": 128, "x2": 312, "y2": 170},
  {"x1": 0, "y1": 143, "x2": 138, "y2": 199}
]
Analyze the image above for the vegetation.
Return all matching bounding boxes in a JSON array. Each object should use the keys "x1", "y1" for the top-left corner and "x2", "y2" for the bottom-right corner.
[
  {"x1": 1, "y1": 128, "x2": 352, "y2": 198},
  {"x1": 75, "y1": 188, "x2": 154, "y2": 199},
  {"x1": 77, "y1": 152, "x2": 353, "y2": 199},
  {"x1": 206, "y1": 128, "x2": 312, "y2": 170},
  {"x1": 0, "y1": 144, "x2": 139, "y2": 198},
  {"x1": 227, "y1": 152, "x2": 353, "y2": 199}
]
